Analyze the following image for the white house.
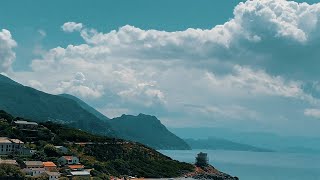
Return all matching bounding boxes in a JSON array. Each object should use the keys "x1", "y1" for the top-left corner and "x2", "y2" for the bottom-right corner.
[
  {"x1": 22, "y1": 168, "x2": 45, "y2": 177},
  {"x1": 23, "y1": 161, "x2": 44, "y2": 168},
  {"x1": 58, "y1": 156, "x2": 79, "y2": 165},
  {"x1": 69, "y1": 170, "x2": 90, "y2": 178},
  {"x1": 0, "y1": 137, "x2": 24, "y2": 155},
  {"x1": 14, "y1": 120, "x2": 38, "y2": 130},
  {"x1": 0, "y1": 159, "x2": 19, "y2": 166},
  {"x1": 45, "y1": 171, "x2": 60, "y2": 180}
]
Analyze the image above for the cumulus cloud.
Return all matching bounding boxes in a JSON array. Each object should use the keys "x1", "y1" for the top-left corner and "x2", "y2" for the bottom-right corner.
[
  {"x1": 53, "y1": 72, "x2": 104, "y2": 99},
  {"x1": 61, "y1": 22, "x2": 83, "y2": 32},
  {"x1": 59, "y1": 0, "x2": 320, "y2": 61},
  {"x1": 205, "y1": 65, "x2": 315, "y2": 103},
  {"x1": 28, "y1": 79, "x2": 45, "y2": 91},
  {"x1": 0, "y1": 29, "x2": 17, "y2": 73}
]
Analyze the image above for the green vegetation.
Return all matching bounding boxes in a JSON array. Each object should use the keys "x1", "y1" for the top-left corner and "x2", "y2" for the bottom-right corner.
[
  {"x1": 0, "y1": 164, "x2": 25, "y2": 179},
  {"x1": 0, "y1": 110, "x2": 195, "y2": 178}
]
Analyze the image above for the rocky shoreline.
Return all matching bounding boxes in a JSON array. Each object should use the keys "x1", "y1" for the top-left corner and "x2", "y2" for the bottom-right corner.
[{"x1": 185, "y1": 165, "x2": 239, "y2": 180}]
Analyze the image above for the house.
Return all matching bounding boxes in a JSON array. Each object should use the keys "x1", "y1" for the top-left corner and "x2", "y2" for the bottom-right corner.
[
  {"x1": 23, "y1": 161, "x2": 44, "y2": 168},
  {"x1": 0, "y1": 137, "x2": 24, "y2": 155},
  {"x1": 45, "y1": 171, "x2": 60, "y2": 180},
  {"x1": 69, "y1": 170, "x2": 90, "y2": 178},
  {"x1": 67, "y1": 164, "x2": 85, "y2": 171},
  {"x1": 22, "y1": 168, "x2": 45, "y2": 177},
  {"x1": 54, "y1": 146, "x2": 68, "y2": 154},
  {"x1": 14, "y1": 120, "x2": 38, "y2": 130},
  {"x1": 0, "y1": 159, "x2": 19, "y2": 166},
  {"x1": 43, "y1": 161, "x2": 57, "y2": 171},
  {"x1": 58, "y1": 156, "x2": 79, "y2": 165}
]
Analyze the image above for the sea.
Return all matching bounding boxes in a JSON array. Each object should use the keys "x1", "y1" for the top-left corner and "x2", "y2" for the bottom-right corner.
[{"x1": 159, "y1": 149, "x2": 320, "y2": 180}]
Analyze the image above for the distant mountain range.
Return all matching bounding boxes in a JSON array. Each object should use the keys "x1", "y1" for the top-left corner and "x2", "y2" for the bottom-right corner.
[
  {"x1": 171, "y1": 127, "x2": 320, "y2": 153},
  {"x1": 185, "y1": 137, "x2": 273, "y2": 152},
  {"x1": 0, "y1": 74, "x2": 189, "y2": 150}
]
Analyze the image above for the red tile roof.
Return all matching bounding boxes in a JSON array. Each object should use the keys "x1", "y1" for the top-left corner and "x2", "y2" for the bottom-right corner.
[
  {"x1": 62, "y1": 156, "x2": 73, "y2": 161},
  {"x1": 43, "y1": 161, "x2": 56, "y2": 167},
  {"x1": 67, "y1": 164, "x2": 84, "y2": 169}
]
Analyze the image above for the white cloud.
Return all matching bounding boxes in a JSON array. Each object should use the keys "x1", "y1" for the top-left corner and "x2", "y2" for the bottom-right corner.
[
  {"x1": 53, "y1": 72, "x2": 104, "y2": 99},
  {"x1": 304, "y1": 108, "x2": 320, "y2": 118},
  {"x1": 61, "y1": 22, "x2": 83, "y2": 33},
  {"x1": 205, "y1": 65, "x2": 315, "y2": 103},
  {"x1": 0, "y1": 29, "x2": 17, "y2": 73},
  {"x1": 28, "y1": 79, "x2": 45, "y2": 91}
]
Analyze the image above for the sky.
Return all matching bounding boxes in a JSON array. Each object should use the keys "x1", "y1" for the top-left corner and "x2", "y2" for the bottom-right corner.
[{"x1": 1, "y1": 0, "x2": 320, "y2": 137}]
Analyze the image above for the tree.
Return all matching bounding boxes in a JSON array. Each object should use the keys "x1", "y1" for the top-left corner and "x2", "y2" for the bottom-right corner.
[
  {"x1": 44, "y1": 144, "x2": 61, "y2": 157},
  {"x1": 0, "y1": 110, "x2": 13, "y2": 122},
  {"x1": 0, "y1": 164, "x2": 25, "y2": 178}
]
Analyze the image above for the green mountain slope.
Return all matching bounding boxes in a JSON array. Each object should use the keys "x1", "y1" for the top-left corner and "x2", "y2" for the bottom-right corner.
[
  {"x1": 110, "y1": 114, "x2": 191, "y2": 150},
  {"x1": 59, "y1": 93, "x2": 110, "y2": 121},
  {"x1": 0, "y1": 74, "x2": 115, "y2": 136}
]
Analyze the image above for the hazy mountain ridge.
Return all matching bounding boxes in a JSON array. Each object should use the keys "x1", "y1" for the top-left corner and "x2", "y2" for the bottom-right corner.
[
  {"x1": 185, "y1": 137, "x2": 273, "y2": 152},
  {"x1": 171, "y1": 127, "x2": 320, "y2": 153}
]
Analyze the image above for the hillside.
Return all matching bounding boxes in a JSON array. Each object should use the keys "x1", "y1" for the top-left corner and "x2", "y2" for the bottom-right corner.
[
  {"x1": 0, "y1": 75, "x2": 115, "y2": 137},
  {"x1": 185, "y1": 137, "x2": 273, "y2": 152},
  {"x1": 60, "y1": 93, "x2": 110, "y2": 121},
  {"x1": 110, "y1": 114, "x2": 190, "y2": 150},
  {"x1": 0, "y1": 110, "x2": 194, "y2": 178},
  {"x1": 0, "y1": 74, "x2": 189, "y2": 150}
]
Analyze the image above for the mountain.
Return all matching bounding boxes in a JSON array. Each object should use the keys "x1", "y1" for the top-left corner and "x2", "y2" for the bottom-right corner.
[
  {"x1": 185, "y1": 137, "x2": 273, "y2": 152},
  {"x1": 0, "y1": 74, "x2": 114, "y2": 136},
  {"x1": 59, "y1": 93, "x2": 110, "y2": 121},
  {"x1": 110, "y1": 114, "x2": 191, "y2": 150},
  {"x1": 0, "y1": 74, "x2": 188, "y2": 150}
]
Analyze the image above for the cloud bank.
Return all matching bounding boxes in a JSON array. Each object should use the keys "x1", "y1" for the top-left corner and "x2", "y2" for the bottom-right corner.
[{"x1": 0, "y1": 29, "x2": 16, "y2": 73}]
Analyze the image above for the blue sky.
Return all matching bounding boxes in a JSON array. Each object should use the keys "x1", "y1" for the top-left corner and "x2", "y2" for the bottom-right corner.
[{"x1": 2, "y1": 0, "x2": 320, "y2": 137}]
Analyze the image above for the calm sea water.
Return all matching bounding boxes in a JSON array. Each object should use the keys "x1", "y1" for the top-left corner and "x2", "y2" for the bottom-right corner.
[{"x1": 159, "y1": 150, "x2": 320, "y2": 180}]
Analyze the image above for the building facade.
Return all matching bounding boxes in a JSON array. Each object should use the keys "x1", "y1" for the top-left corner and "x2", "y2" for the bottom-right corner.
[
  {"x1": 0, "y1": 137, "x2": 24, "y2": 155},
  {"x1": 14, "y1": 120, "x2": 38, "y2": 130},
  {"x1": 58, "y1": 156, "x2": 80, "y2": 165}
]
